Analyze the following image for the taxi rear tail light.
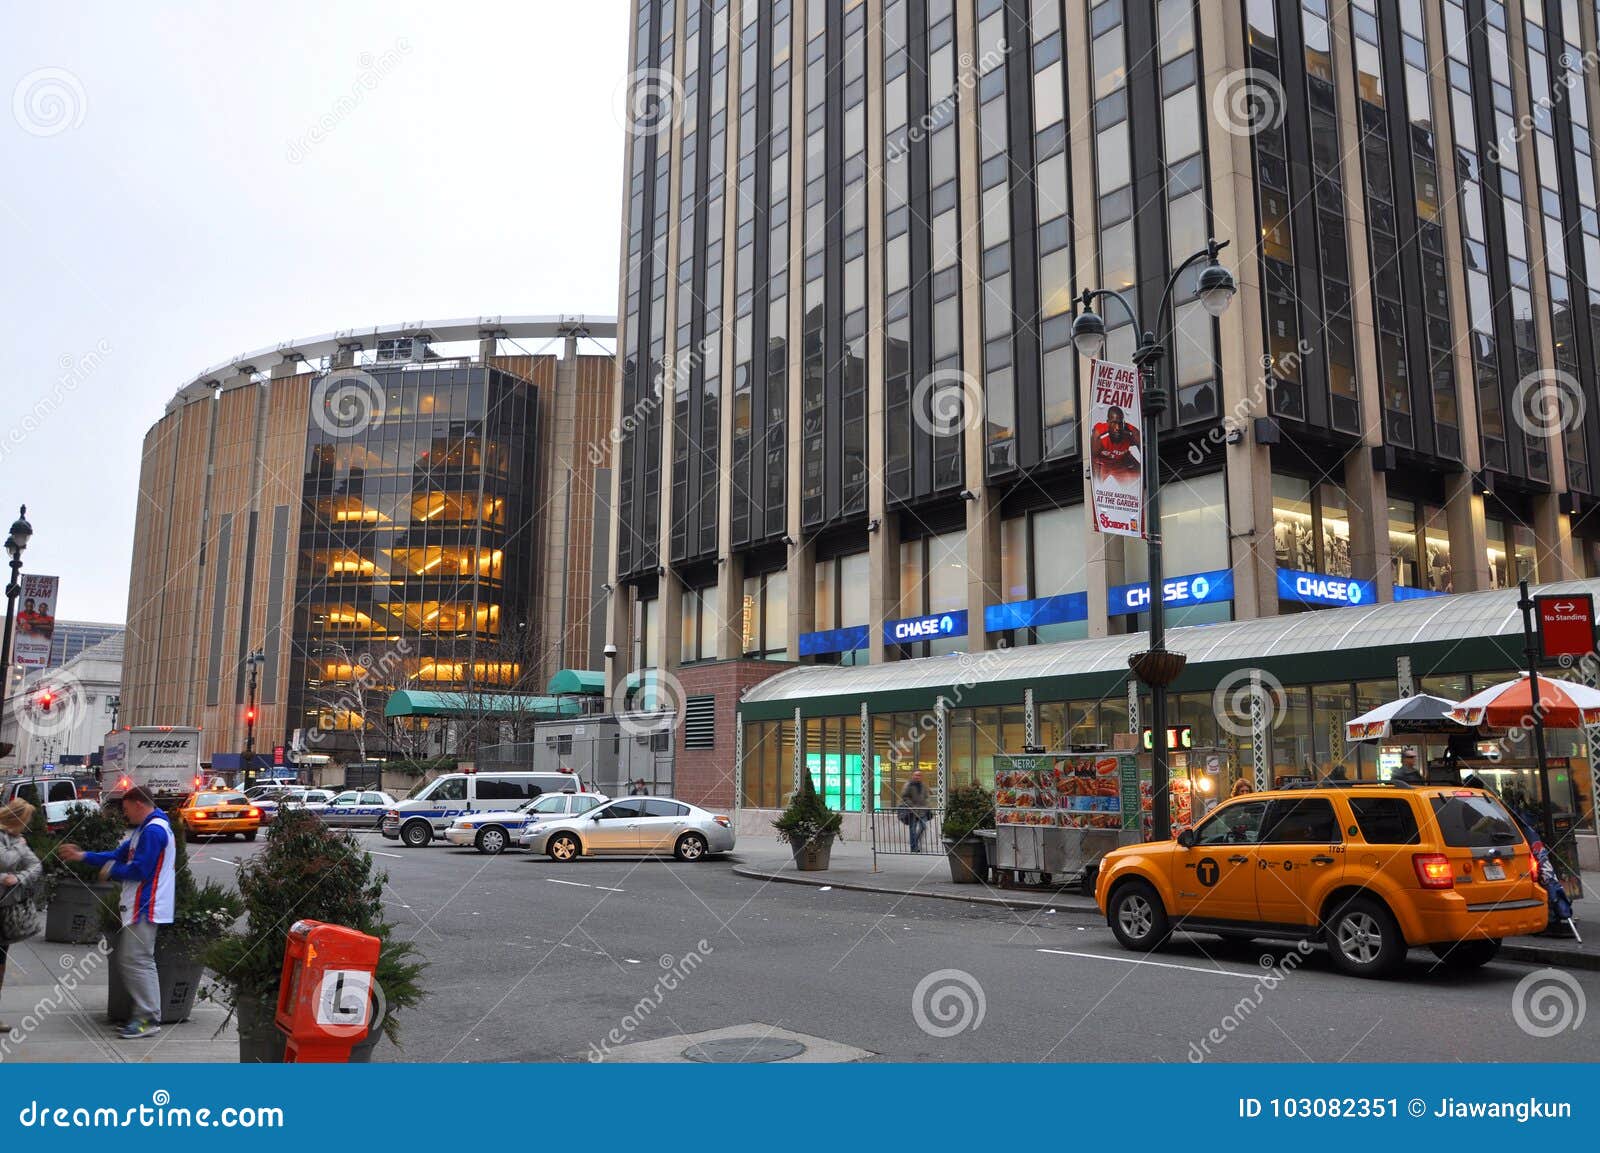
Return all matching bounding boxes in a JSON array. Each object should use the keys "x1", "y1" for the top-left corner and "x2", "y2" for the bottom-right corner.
[
  {"x1": 246, "y1": 807, "x2": 261, "y2": 818},
  {"x1": 1412, "y1": 853, "x2": 1454, "y2": 889}
]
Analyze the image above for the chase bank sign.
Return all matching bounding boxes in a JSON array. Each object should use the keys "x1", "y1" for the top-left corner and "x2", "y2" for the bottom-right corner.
[
  {"x1": 884, "y1": 609, "x2": 969, "y2": 645},
  {"x1": 1276, "y1": 567, "x2": 1376, "y2": 608},
  {"x1": 1108, "y1": 568, "x2": 1234, "y2": 616}
]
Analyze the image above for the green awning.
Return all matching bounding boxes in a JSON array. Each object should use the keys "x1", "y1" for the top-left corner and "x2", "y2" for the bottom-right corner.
[
  {"x1": 383, "y1": 690, "x2": 584, "y2": 720},
  {"x1": 546, "y1": 669, "x2": 606, "y2": 696}
]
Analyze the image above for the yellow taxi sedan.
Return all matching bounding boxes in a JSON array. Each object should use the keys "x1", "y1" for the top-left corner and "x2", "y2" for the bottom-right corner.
[{"x1": 178, "y1": 791, "x2": 263, "y2": 842}]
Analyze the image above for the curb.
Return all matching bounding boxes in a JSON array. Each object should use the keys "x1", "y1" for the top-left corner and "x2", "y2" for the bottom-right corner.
[
  {"x1": 730, "y1": 865, "x2": 1600, "y2": 969},
  {"x1": 730, "y1": 864, "x2": 1102, "y2": 916}
]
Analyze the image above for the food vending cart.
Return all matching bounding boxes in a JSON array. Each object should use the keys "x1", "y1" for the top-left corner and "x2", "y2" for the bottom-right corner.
[{"x1": 991, "y1": 750, "x2": 1141, "y2": 890}]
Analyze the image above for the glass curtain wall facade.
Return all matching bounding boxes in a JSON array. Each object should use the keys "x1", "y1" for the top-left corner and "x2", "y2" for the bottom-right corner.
[{"x1": 291, "y1": 365, "x2": 539, "y2": 737}]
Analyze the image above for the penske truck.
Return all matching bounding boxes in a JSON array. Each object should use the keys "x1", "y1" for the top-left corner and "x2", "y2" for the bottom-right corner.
[{"x1": 102, "y1": 726, "x2": 204, "y2": 804}]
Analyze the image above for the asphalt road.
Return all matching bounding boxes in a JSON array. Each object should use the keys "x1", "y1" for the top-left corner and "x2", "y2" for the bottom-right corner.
[{"x1": 190, "y1": 834, "x2": 1598, "y2": 1063}]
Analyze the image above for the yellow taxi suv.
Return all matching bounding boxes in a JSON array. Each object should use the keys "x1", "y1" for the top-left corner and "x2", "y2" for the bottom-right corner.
[
  {"x1": 177, "y1": 791, "x2": 264, "y2": 842},
  {"x1": 1094, "y1": 782, "x2": 1547, "y2": 978}
]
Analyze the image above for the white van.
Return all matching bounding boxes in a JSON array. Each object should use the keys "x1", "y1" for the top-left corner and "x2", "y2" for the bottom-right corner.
[{"x1": 380, "y1": 770, "x2": 589, "y2": 847}]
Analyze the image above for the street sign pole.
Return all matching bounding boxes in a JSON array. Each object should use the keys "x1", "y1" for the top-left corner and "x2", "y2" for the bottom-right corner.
[{"x1": 1517, "y1": 580, "x2": 1557, "y2": 848}]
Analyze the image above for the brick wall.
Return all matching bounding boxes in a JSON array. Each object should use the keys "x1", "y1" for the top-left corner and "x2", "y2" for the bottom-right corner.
[{"x1": 672, "y1": 660, "x2": 794, "y2": 811}]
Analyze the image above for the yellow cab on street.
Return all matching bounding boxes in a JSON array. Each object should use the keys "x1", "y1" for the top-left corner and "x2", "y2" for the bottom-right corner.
[
  {"x1": 177, "y1": 790, "x2": 264, "y2": 843},
  {"x1": 1095, "y1": 781, "x2": 1548, "y2": 978}
]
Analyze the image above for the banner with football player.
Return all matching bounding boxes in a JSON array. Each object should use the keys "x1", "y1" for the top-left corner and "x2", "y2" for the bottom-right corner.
[{"x1": 1088, "y1": 360, "x2": 1144, "y2": 538}]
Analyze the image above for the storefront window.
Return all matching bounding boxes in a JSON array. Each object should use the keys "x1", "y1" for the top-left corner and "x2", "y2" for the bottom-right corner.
[
  {"x1": 1320, "y1": 486, "x2": 1351, "y2": 577},
  {"x1": 740, "y1": 719, "x2": 794, "y2": 809},
  {"x1": 1485, "y1": 517, "x2": 1510, "y2": 589},
  {"x1": 1272, "y1": 475, "x2": 1316, "y2": 571},
  {"x1": 1388, "y1": 499, "x2": 1420, "y2": 587},
  {"x1": 1511, "y1": 523, "x2": 1538, "y2": 583},
  {"x1": 1423, "y1": 503, "x2": 1452, "y2": 592}
]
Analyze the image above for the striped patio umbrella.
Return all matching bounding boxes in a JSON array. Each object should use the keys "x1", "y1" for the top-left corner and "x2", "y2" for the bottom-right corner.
[
  {"x1": 1449, "y1": 673, "x2": 1600, "y2": 730},
  {"x1": 1344, "y1": 693, "x2": 1471, "y2": 743}
]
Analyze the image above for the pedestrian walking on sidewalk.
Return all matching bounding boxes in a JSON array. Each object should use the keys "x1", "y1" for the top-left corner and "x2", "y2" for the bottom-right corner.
[
  {"x1": 59, "y1": 787, "x2": 175, "y2": 1040},
  {"x1": 0, "y1": 799, "x2": 45, "y2": 1036},
  {"x1": 900, "y1": 772, "x2": 930, "y2": 852}
]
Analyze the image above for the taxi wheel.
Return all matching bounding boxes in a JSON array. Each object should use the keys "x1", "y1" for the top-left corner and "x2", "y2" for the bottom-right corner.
[
  {"x1": 1324, "y1": 895, "x2": 1405, "y2": 978},
  {"x1": 1429, "y1": 938, "x2": 1501, "y2": 969},
  {"x1": 244, "y1": 830, "x2": 258, "y2": 842},
  {"x1": 184, "y1": 824, "x2": 198, "y2": 843},
  {"x1": 476, "y1": 827, "x2": 507, "y2": 855},
  {"x1": 1108, "y1": 880, "x2": 1170, "y2": 952},
  {"x1": 548, "y1": 833, "x2": 580, "y2": 862},
  {"x1": 400, "y1": 821, "x2": 433, "y2": 848},
  {"x1": 674, "y1": 832, "x2": 708, "y2": 862}
]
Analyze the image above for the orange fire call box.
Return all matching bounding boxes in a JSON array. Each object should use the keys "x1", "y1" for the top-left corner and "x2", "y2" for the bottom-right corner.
[{"x1": 275, "y1": 919, "x2": 382, "y2": 1062}]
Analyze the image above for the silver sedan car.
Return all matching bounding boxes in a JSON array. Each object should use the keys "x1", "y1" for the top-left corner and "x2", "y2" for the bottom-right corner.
[{"x1": 523, "y1": 796, "x2": 735, "y2": 862}]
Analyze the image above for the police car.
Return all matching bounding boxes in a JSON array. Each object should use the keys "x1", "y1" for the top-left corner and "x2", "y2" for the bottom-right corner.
[
  {"x1": 445, "y1": 791, "x2": 610, "y2": 854},
  {"x1": 302, "y1": 789, "x2": 397, "y2": 828},
  {"x1": 381, "y1": 770, "x2": 595, "y2": 847}
]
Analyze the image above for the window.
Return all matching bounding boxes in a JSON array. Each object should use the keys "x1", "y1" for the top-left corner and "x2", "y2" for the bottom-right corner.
[
  {"x1": 332, "y1": 793, "x2": 359, "y2": 805},
  {"x1": 598, "y1": 800, "x2": 645, "y2": 820},
  {"x1": 428, "y1": 777, "x2": 467, "y2": 802},
  {"x1": 1430, "y1": 795, "x2": 1522, "y2": 848},
  {"x1": 642, "y1": 799, "x2": 690, "y2": 817},
  {"x1": 475, "y1": 777, "x2": 527, "y2": 801},
  {"x1": 555, "y1": 734, "x2": 573, "y2": 756},
  {"x1": 1195, "y1": 800, "x2": 1268, "y2": 845},
  {"x1": 1261, "y1": 798, "x2": 1340, "y2": 843},
  {"x1": 573, "y1": 796, "x2": 604, "y2": 814},
  {"x1": 1348, "y1": 797, "x2": 1420, "y2": 844},
  {"x1": 650, "y1": 732, "x2": 672, "y2": 753}
]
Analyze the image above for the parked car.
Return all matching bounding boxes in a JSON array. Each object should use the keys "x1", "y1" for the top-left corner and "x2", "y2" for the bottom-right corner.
[
  {"x1": 303, "y1": 790, "x2": 397, "y2": 828},
  {"x1": 1095, "y1": 781, "x2": 1548, "y2": 978},
  {"x1": 279, "y1": 788, "x2": 336, "y2": 808},
  {"x1": 2, "y1": 775, "x2": 96, "y2": 832},
  {"x1": 446, "y1": 791, "x2": 611, "y2": 854},
  {"x1": 382, "y1": 770, "x2": 593, "y2": 847},
  {"x1": 522, "y1": 797, "x2": 735, "y2": 863},
  {"x1": 177, "y1": 791, "x2": 264, "y2": 842}
]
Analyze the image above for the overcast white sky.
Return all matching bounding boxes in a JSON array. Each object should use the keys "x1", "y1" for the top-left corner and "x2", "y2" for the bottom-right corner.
[{"x1": 0, "y1": 1, "x2": 629, "y2": 623}]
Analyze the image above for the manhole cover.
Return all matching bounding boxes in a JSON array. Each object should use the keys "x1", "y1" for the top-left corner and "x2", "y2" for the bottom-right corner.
[{"x1": 682, "y1": 1036, "x2": 807, "y2": 1063}]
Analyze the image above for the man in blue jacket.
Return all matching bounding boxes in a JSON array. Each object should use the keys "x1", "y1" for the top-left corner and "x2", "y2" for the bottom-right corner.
[{"x1": 60, "y1": 787, "x2": 176, "y2": 1039}]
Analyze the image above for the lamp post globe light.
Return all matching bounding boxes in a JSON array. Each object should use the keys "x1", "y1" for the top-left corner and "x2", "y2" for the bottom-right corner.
[
  {"x1": 1071, "y1": 241, "x2": 1236, "y2": 839},
  {"x1": 0, "y1": 506, "x2": 34, "y2": 760}
]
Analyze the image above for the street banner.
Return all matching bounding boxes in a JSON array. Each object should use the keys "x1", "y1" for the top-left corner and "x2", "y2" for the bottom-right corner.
[
  {"x1": 1088, "y1": 359, "x2": 1144, "y2": 538},
  {"x1": 14, "y1": 573, "x2": 60, "y2": 667}
]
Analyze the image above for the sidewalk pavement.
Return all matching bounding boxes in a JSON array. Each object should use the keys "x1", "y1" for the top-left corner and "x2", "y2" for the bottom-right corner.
[
  {"x1": 0, "y1": 935, "x2": 238, "y2": 1063},
  {"x1": 729, "y1": 838, "x2": 1600, "y2": 971}
]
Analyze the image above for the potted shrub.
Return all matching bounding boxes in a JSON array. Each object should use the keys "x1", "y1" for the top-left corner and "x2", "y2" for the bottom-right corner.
[
  {"x1": 29, "y1": 802, "x2": 126, "y2": 944},
  {"x1": 941, "y1": 784, "x2": 995, "y2": 885},
  {"x1": 772, "y1": 773, "x2": 843, "y2": 872},
  {"x1": 106, "y1": 832, "x2": 243, "y2": 1024},
  {"x1": 203, "y1": 807, "x2": 425, "y2": 1062}
]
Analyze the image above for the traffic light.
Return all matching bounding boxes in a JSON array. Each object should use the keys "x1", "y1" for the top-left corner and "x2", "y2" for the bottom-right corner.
[
  {"x1": 37, "y1": 688, "x2": 54, "y2": 713},
  {"x1": 245, "y1": 706, "x2": 257, "y2": 724}
]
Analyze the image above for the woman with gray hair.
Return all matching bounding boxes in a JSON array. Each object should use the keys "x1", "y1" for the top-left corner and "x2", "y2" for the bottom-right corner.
[{"x1": 0, "y1": 798, "x2": 45, "y2": 1035}]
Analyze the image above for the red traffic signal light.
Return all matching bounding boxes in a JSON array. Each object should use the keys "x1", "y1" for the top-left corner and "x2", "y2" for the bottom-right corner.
[
  {"x1": 245, "y1": 707, "x2": 257, "y2": 723},
  {"x1": 37, "y1": 689, "x2": 54, "y2": 713}
]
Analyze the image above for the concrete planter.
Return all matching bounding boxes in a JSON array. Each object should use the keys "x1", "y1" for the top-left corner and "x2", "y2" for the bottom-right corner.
[
  {"x1": 106, "y1": 936, "x2": 205, "y2": 1024},
  {"x1": 44, "y1": 878, "x2": 115, "y2": 944},
  {"x1": 789, "y1": 835, "x2": 835, "y2": 872},
  {"x1": 944, "y1": 836, "x2": 989, "y2": 885}
]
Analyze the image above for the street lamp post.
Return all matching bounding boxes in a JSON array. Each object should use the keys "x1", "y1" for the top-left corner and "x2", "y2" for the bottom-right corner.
[
  {"x1": 0, "y1": 506, "x2": 34, "y2": 762},
  {"x1": 1072, "y1": 241, "x2": 1237, "y2": 840},
  {"x1": 243, "y1": 648, "x2": 265, "y2": 784}
]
